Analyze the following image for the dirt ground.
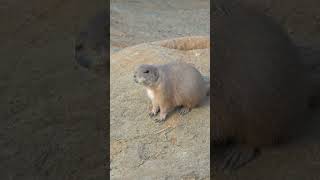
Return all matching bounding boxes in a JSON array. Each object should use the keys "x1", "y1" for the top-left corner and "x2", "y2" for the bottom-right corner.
[
  {"x1": 110, "y1": 0, "x2": 210, "y2": 53},
  {"x1": 0, "y1": 0, "x2": 107, "y2": 179}
]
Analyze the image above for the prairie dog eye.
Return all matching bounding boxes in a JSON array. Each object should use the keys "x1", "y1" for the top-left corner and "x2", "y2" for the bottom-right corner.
[{"x1": 144, "y1": 70, "x2": 149, "y2": 73}]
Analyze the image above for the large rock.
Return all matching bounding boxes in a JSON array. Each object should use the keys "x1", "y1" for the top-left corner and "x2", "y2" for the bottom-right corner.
[{"x1": 110, "y1": 36, "x2": 210, "y2": 179}]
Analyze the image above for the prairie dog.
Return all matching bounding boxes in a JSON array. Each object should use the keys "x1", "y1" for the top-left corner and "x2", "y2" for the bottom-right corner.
[
  {"x1": 75, "y1": 9, "x2": 108, "y2": 75},
  {"x1": 133, "y1": 62, "x2": 209, "y2": 122},
  {"x1": 212, "y1": 0, "x2": 310, "y2": 171}
]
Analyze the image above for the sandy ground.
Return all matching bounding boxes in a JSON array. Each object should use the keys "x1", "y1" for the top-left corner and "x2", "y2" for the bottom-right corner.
[{"x1": 0, "y1": 0, "x2": 107, "y2": 179}]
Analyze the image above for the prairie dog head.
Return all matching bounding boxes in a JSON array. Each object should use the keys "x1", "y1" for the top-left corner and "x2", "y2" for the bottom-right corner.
[
  {"x1": 133, "y1": 64, "x2": 159, "y2": 87},
  {"x1": 74, "y1": 10, "x2": 107, "y2": 75}
]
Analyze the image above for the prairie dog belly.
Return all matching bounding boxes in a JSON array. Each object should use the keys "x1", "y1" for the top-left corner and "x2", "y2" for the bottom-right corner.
[{"x1": 146, "y1": 89, "x2": 154, "y2": 100}]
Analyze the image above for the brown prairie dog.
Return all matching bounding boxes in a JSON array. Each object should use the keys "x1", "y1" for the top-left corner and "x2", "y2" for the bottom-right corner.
[
  {"x1": 133, "y1": 62, "x2": 209, "y2": 122},
  {"x1": 212, "y1": 0, "x2": 310, "y2": 171}
]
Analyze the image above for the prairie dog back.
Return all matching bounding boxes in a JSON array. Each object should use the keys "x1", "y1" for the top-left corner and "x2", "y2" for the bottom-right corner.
[{"x1": 158, "y1": 62, "x2": 208, "y2": 106}]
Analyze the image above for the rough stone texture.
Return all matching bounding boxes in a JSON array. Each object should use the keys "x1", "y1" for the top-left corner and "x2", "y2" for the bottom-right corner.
[{"x1": 110, "y1": 37, "x2": 210, "y2": 179}]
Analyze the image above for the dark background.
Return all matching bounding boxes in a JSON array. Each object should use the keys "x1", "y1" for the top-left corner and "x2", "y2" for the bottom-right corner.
[
  {"x1": 212, "y1": 0, "x2": 320, "y2": 179},
  {"x1": 0, "y1": 0, "x2": 108, "y2": 179}
]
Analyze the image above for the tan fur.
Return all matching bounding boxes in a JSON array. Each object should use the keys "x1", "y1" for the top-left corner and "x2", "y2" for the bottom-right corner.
[
  {"x1": 134, "y1": 62, "x2": 209, "y2": 121},
  {"x1": 212, "y1": 0, "x2": 310, "y2": 147}
]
